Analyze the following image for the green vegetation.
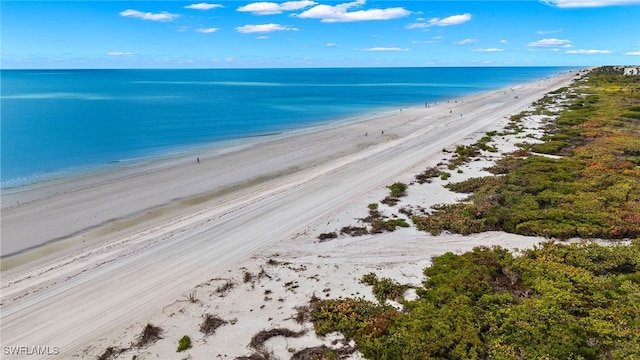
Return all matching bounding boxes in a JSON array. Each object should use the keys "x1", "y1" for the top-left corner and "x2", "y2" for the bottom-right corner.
[
  {"x1": 413, "y1": 67, "x2": 640, "y2": 239},
  {"x1": 177, "y1": 335, "x2": 192, "y2": 352},
  {"x1": 388, "y1": 182, "x2": 408, "y2": 198},
  {"x1": 383, "y1": 182, "x2": 408, "y2": 206},
  {"x1": 342, "y1": 202, "x2": 411, "y2": 236},
  {"x1": 445, "y1": 132, "x2": 500, "y2": 170},
  {"x1": 476, "y1": 132, "x2": 499, "y2": 152},
  {"x1": 415, "y1": 166, "x2": 448, "y2": 184},
  {"x1": 370, "y1": 217, "x2": 410, "y2": 233},
  {"x1": 312, "y1": 241, "x2": 640, "y2": 359},
  {"x1": 360, "y1": 272, "x2": 410, "y2": 303}
]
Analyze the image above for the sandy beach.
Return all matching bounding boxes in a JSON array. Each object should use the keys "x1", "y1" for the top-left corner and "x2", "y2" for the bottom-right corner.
[{"x1": 1, "y1": 70, "x2": 580, "y2": 359}]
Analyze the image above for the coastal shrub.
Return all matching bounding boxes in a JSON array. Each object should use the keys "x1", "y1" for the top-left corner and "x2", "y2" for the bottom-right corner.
[
  {"x1": 387, "y1": 182, "x2": 408, "y2": 198},
  {"x1": 446, "y1": 144, "x2": 484, "y2": 169},
  {"x1": 455, "y1": 144, "x2": 480, "y2": 157},
  {"x1": 381, "y1": 196, "x2": 399, "y2": 206},
  {"x1": 445, "y1": 176, "x2": 503, "y2": 193},
  {"x1": 530, "y1": 140, "x2": 568, "y2": 154},
  {"x1": 415, "y1": 167, "x2": 446, "y2": 184},
  {"x1": 177, "y1": 335, "x2": 192, "y2": 352},
  {"x1": 414, "y1": 67, "x2": 640, "y2": 240},
  {"x1": 476, "y1": 134, "x2": 498, "y2": 152},
  {"x1": 413, "y1": 203, "x2": 495, "y2": 236},
  {"x1": 340, "y1": 225, "x2": 368, "y2": 236},
  {"x1": 621, "y1": 111, "x2": 640, "y2": 120},
  {"x1": 549, "y1": 86, "x2": 569, "y2": 95},
  {"x1": 360, "y1": 272, "x2": 378, "y2": 285},
  {"x1": 360, "y1": 273, "x2": 409, "y2": 303},
  {"x1": 370, "y1": 219, "x2": 393, "y2": 233},
  {"x1": 311, "y1": 242, "x2": 640, "y2": 359},
  {"x1": 312, "y1": 297, "x2": 396, "y2": 339},
  {"x1": 486, "y1": 156, "x2": 523, "y2": 174},
  {"x1": 317, "y1": 232, "x2": 337, "y2": 241},
  {"x1": 370, "y1": 218, "x2": 410, "y2": 233},
  {"x1": 291, "y1": 345, "x2": 355, "y2": 360},
  {"x1": 366, "y1": 203, "x2": 381, "y2": 219}
]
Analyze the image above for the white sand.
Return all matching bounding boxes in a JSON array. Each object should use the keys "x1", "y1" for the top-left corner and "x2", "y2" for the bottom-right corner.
[{"x1": 0, "y1": 70, "x2": 580, "y2": 359}]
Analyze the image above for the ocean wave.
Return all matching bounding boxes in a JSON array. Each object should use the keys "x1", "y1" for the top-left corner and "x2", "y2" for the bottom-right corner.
[
  {"x1": 131, "y1": 80, "x2": 474, "y2": 88},
  {"x1": 1, "y1": 93, "x2": 180, "y2": 101},
  {"x1": 1, "y1": 92, "x2": 112, "y2": 100},
  {"x1": 132, "y1": 81, "x2": 287, "y2": 87}
]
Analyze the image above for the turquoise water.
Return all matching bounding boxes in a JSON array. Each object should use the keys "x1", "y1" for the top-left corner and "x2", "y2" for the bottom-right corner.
[{"x1": 1, "y1": 67, "x2": 571, "y2": 188}]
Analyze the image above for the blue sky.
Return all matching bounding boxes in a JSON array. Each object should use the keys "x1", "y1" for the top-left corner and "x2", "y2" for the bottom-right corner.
[{"x1": 2, "y1": 0, "x2": 639, "y2": 68}]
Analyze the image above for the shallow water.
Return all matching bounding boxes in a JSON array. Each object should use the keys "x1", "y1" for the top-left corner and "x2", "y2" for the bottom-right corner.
[{"x1": 1, "y1": 67, "x2": 571, "y2": 188}]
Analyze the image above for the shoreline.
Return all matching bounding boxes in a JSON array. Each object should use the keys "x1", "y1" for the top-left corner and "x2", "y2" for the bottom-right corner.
[
  {"x1": 0, "y1": 71, "x2": 576, "y2": 263},
  {"x1": 1, "y1": 67, "x2": 575, "y2": 195},
  {"x1": 0, "y1": 103, "x2": 419, "y2": 264},
  {"x1": 0, "y1": 105, "x2": 397, "y2": 195},
  {"x1": 0, "y1": 70, "x2": 582, "y2": 359}
]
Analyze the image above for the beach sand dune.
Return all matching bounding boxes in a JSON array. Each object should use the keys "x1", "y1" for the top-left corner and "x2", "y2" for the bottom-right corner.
[{"x1": 0, "y1": 71, "x2": 578, "y2": 359}]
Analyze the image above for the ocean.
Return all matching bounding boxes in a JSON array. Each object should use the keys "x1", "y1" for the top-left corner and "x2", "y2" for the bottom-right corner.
[{"x1": 1, "y1": 67, "x2": 572, "y2": 189}]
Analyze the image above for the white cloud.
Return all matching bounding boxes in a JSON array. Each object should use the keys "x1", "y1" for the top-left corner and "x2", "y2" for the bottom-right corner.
[
  {"x1": 566, "y1": 49, "x2": 613, "y2": 54},
  {"x1": 430, "y1": 13, "x2": 472, "y2": 26},
  {"x1": 326, "y1": 42, "x2": 338, "y2": 47},
  {"x1": 196, "y1": 27, "x2": 219, "y2": 33},
  {"x1": 184, "y1": 3, "x2": 224, "y2": 10},
  {"x1": 537, "y1": 28, "x2": 563, "y2": 35},
  {"x1": 500, "y1": 39, "x2": 508, "y2": 43},
  {"x1": 528, "y1": 38, "x2": 571, "y2": 47},
  {"x1": 236, "y1": 23, "x2": 299, "y2": 33},
  {"x1": 625, "y1": 51, "x2": 640, "y2": 56},
  {"x1": 473, "y1": 48, "x2": 504, "y2": 52},
  {"x1": 361, "y1": 47, "x2": 410, "y2": 52},
  {"x1": 257, "y1": 36, "x2": 270, "y2": 39},
  {"x1": 406, "y1": 13, "x2": 471, "y2": 29},
  {"x1": 405, "y1": 22, "x2": 429, "y2": 29},
  {"x1": 454, "y1": 38, "x2": 476, "y2": 45},
  {"x1": 107, "y1": 52, "x2": 134, "y2": 56},
  {"x1": 238, "y1": 1, "x2": 317, "y2": 15},
  {"x1": 119, "y1": 9, "x2": 180, "y2": 22},
  {"x1": 295, "y1": 0, "x2": 410, "y2": 23},
  {"x1": 541, "y1": 0, "x2": 640, "y2": 8}
]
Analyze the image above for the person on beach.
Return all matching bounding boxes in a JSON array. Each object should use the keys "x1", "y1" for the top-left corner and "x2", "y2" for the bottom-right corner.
[{"x1": 197, "y1": 157, "x2": 200, "y2": 163}]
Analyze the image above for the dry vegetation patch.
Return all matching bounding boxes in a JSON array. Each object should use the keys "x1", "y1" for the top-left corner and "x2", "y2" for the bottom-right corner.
[
  {"x1": 200, "y1": 314, "x2": 228, "y2": 336},
  {"x1": 136, "y1": 323, "x2": 164, "y2": 348}
]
